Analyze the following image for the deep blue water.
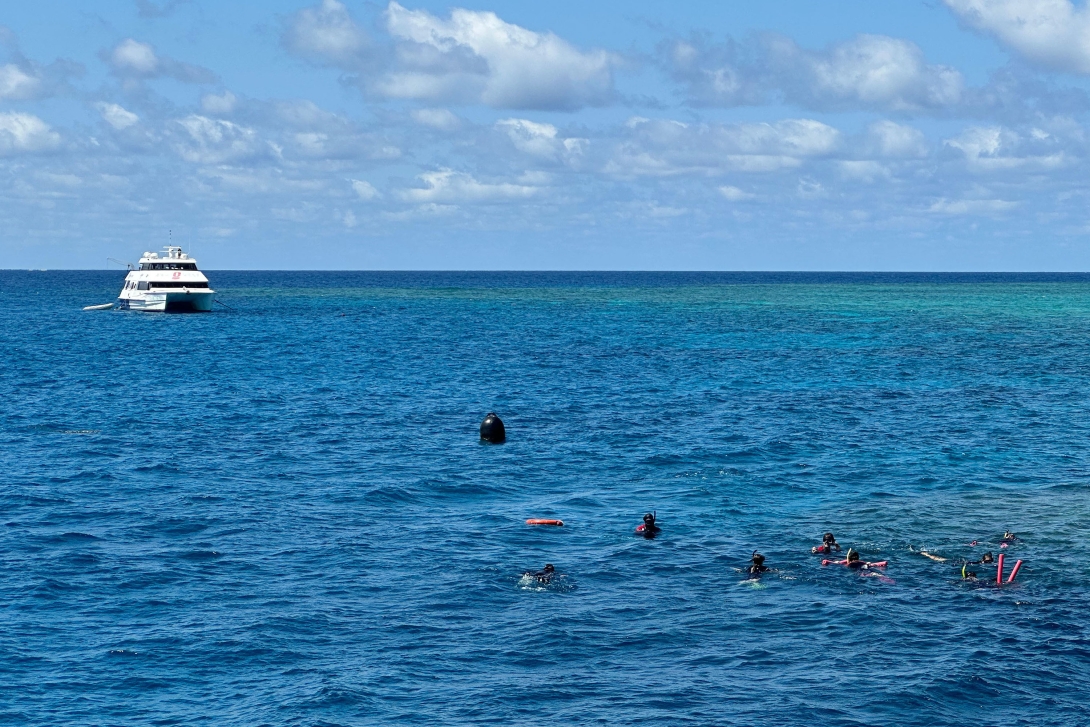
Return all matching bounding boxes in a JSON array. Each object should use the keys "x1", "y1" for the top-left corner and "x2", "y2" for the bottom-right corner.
[{"x1": 2, "y1": 271, "x2": 1090, "y2": 726}]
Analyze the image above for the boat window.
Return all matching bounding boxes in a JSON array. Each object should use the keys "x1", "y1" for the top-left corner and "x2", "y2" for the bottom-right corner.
[
  {"x1": 148, "y1": 281, "x2": 210, "y2": 288},
  {"x1": 137, "y1": 281, "x2": 149, "y2": 291},
  {"x1": 139, "y1": 262, "x2": 197, "y2": 270}
]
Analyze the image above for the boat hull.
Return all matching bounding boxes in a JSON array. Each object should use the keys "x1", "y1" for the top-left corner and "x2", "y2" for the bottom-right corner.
[{"x1": 118, "y1": 291, "x2": 214, "y2": 313}]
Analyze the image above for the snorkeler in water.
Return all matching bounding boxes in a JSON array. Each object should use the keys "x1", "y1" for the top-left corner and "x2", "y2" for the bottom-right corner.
[
  {"x1": 909, "y1": 545, "x2": 948, "y2": 562},
  {"x1": 746, "y1": 551, "x2": 771, "y2": 577},
  {"x1": 1000, "y1": 531, "x2": 1018, "y2": 547},
  {"x1": 959, "y1": 550, "x2": 995, "y2": 580},
  {"x1": 824, "y1": 549, "x2": 887, "y2": 570},
  {"x1": 638, "y1": 512, "x2": 661, "y2": 538},
  {"x1": 524, "y1": 563, "x2": 556, "y2": 585},
  {"x1": 811, "y1": 532, "x2": 841, "y2": 554}
]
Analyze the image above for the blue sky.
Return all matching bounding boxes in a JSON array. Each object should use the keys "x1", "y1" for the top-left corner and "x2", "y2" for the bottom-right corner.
[{"x1": 4, "y1": 0, "x2": 1090, "y2": 269}]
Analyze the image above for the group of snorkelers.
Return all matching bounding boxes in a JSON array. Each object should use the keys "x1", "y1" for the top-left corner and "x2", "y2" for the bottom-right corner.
[
  {"x1": 743, "y1": 532, "x2": 882, "y2": 579},
  {"x1": 748, "y1": 530, "x2": 1018, "y2": 580},
  {"x1": 522, "y1": 512, "x2": 663, "y2": 584},
  {"x1": 524, "y1": 519, "x2": 1021, "y2": 585},
  {"x1": 911, "y1": 530, "x2": 1017, "y2": 580}
]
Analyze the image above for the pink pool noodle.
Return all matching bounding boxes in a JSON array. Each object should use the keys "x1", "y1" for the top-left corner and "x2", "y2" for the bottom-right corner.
[
  {"x1": 1007, "y1": 559, "x2": 1023, "y2": 583},
  {"x1": 996, "y1": 553, "x2": 1005, "y2": 585}
]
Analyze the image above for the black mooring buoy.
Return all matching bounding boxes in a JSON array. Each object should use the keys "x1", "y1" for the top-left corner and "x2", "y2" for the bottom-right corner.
[{"x1": 480, "y1": 412, "x2": 506, "y2": 443}]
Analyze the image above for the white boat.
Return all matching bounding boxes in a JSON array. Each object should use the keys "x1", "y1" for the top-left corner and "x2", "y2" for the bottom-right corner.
[{"x1": 118, "y1": 246, "x2": 215, "y2": 312}]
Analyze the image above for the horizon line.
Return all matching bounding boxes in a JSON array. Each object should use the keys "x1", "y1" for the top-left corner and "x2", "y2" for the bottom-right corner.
[{"x1": 7, "y1": 268, "x2": 1090, "y2": 275}]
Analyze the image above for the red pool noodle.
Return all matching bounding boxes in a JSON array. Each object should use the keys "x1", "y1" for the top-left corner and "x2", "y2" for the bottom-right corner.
[
  {"x1": 996, "y1": 553, "x2": 1005, "y2": 585},
  {"x1": 1007, "y1": 559, "x2": 1023, "y2": 583}
]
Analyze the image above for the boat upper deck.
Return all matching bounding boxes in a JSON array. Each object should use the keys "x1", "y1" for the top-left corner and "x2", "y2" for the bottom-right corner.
[{"x1": 137, "y1": 246, "x2": 202, "y2": 271}]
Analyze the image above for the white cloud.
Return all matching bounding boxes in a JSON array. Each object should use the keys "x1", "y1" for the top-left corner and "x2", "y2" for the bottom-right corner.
[
  {"x1": 36, "y1": 171, "x2": 82, "y2": 188},
  {"x1": 866, "y1": 120, "x2": 928, "y2": 158},
  {"x1": 110, "y1": 39, "x2": 159, "y2": 75},
  {"x1": 173, "y1": 115, "x2": 261, "y2": 164},
  {"x1": 351, "y1": 179, "x2": 380, "y2": 199},
  {"x1": 944, "y1": 125, "x2": 1066, "y2": 171},
  {"x1": 274, "y1": 100, "x2": 343, "y2": 128},
  {"x1": 412, "y1": 108, "x2": 461, "y2": 130},
  {"x1": 283, "y1": 0, "x2": 367, "y2": 64},
  {"x1": 201, "y1": 91, "x2": 237, "y2": 115},
  {"x1": 609, "y1": 117, "x2": 840, "y2": 177},
  {"x1": 496, "y1": 118, "x2": 557, "y2": 156},
  {"x1": 663, "y1": 39, "x2": 764, "y2": 106},
  {"x1": 719, "y1": 185, "x2": 756, "y2": 201},
  {"x1": 944, "y1": 0, "x2": 1090, "y2": 74},
  {"x1": 287, "y1": 132, "x2": 400, "y2": 161},
  {"x1": 105, "y1": 38, "x2": 216, "y2": 83},
  {"x1": 97, "y1": 103, "x2": 140, "y2": 130},
  {"x1": 946, "y1": 126, "x2": 1008, "y2": 158},
  {"x1": 494, "y1": 118, "x2": 586, "y2": 161},
  {"x1": 667, "y1": 34, "x2": 963, "y2": 112},
  {"x1": 380, "y1": 1, "x2": 615, "y2": 110},
  {"x1": 399, "y1": 168, "x2": 540, "y2": 203},
  {"x1": 641, "y1": 203, "x2": 688, "y2": 218},
  {"x1": 838, "y1": 160, "x2": 889, "y2": 181},
  {"x1": 0, "y1": 112, "x2": 61, "y2": 154},
  {"x1": 800, "y1": 35, "x2": 963, "y2": 110},
  {"x1": 197, "y1": 101, "x2": 400, "y2": 162},
  {"x1": 0, "y1": 64, "x2": 40, "y2": 100},
  {"x1": 797, "y1": 178, "x2": 826, "y2": 198},
  {"x1": 200, "y1": 168, "x2": 326, "y2": 195},
  {"x1": 929, "y1": 197, "x2": 1020, "y2": 214}
]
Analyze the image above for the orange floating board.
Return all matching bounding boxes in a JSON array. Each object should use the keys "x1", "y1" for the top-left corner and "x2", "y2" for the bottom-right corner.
[{"x1": 526, "y1": 519, "x2": 564, "y2": 526}]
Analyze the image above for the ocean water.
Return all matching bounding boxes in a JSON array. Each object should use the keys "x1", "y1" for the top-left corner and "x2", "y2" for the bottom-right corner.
[{"x1": 2, "y1": 271, "x2": 1089, "y2": 727}]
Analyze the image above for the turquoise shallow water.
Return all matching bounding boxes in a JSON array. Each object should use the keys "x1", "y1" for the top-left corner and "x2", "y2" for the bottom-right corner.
[{"x1": 2, "y1": 271, "x2": 1090, "y2": 726}]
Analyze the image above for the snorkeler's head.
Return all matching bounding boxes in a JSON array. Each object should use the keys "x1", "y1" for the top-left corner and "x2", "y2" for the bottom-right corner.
[
  {"x1": 823, "y1": 532, "x2": 835, "y2": 544},
  {"x1": 847, "y1": 549, "x2": 860, "y2": 562},
  {"x1": 644, "y1": 513, "x2": 655, "y2": 525},
  {"x1": 544, "y1": 564, "x2": 554, "y2": 572},
  {"x1": 751, "y1": 551, "x2": 765, "y2": 565},
  {"x1": 982, "y1": 552, "x2": 994, "y2": 563},
  {"x1": 1004, "y1": 531, "x2": 1014, "y2": 539}
]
